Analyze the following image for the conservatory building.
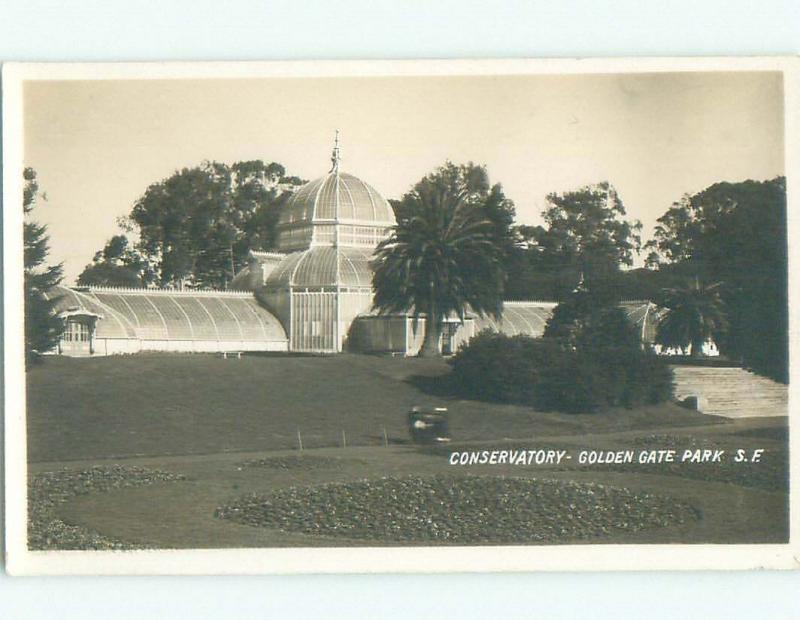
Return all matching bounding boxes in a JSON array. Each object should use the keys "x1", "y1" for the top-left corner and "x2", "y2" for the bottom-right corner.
[
  {"x1": 45, "y1": 285, "x2": 288, "y2": 356},
  {"x1": 232, "y1": 135, "x2": 396, "y2": 352},
  {"x1": 48, "y1": 137, "x2": 663, "y2": 357}
]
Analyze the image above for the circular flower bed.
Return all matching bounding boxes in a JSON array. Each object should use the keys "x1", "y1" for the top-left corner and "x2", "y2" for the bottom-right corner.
[
  {"x1": 216, "y1": 475, "x2": 698, "y2": 544},
  {"x1": 29, "y1": 465, "x2": 185, "y2": 550}
]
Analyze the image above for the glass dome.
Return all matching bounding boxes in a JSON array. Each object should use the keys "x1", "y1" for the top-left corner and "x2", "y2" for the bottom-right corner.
[
  {"x1": 279, "y1": 172, "x2": 395, "y2": 226},
  {"x1": 275, "y1": 171, "x2": 396, "y2": 252},
  {"x1": 263, "y1": 246, "x2": 374, "y2": 290}
]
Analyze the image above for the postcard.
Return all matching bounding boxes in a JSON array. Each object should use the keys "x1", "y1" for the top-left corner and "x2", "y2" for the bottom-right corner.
[{"x1": 3, "y1": 57, "x2": 798, "y2": 574}]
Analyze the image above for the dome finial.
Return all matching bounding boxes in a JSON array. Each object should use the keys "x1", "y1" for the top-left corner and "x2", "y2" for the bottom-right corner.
[{"x1": 330, "y1": 129, "x2": 341, "y2": 173}]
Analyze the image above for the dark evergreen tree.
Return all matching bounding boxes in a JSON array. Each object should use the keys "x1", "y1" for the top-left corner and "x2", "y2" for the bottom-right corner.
[
  {"x1": 543, "y1": 286, "x2": 618, "y2": 349},
  {"x1": 535, "y1": 283, "x2": 673, "y2": 411},
  {"x1": 645, "y1": 177, "x2": 787, "y2": 381},
  {"x1": 23, "y1": 168, "x2": 64, "y2": 362}
]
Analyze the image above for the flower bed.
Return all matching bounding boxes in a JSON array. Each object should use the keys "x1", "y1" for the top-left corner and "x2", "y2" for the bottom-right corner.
[
  {"x1": 216, "y1": 475, "x2": 698, "y2": 544},
  {"x1": 29, "y1": 465, "x2": 185, "y2": 550}
]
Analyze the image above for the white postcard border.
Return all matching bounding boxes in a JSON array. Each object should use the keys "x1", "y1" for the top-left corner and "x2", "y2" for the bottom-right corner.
[{"x1": 3, "y1": 56, "x2": 799, "y2": 575}]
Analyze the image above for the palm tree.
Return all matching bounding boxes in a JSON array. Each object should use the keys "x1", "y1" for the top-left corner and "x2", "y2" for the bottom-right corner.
[
  {"x1": 655, "y1": 278, "x2": 727, "y2": 357},
  {"x1": 372, "y1": 163, "x2": 506, "y2": 357}
]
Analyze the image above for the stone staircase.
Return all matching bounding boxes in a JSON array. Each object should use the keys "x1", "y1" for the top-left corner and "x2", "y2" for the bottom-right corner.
[{"x1": 671, "y1": 366, "x2": 788, "y2": 418}]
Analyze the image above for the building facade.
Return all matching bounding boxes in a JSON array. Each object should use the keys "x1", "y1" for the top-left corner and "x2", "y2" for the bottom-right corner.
[
  {"x1": 46, "y1": 285, "x2": 288, "y2": 356},
  {"x1": 238, "y1": 134, "x2": 396, "y2": 352},
  {"x1": 48, "y1": 138, "x2": 663, "y2": 357}
]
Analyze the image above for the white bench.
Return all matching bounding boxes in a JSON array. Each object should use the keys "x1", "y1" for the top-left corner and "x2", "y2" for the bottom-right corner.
[{"x1": 220, "y1": 351, "x2": 243, "y2": 359}]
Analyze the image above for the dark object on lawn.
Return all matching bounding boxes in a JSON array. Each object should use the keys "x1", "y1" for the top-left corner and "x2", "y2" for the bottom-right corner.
[
  {"x1": 678, "y1": 395, "x2": 707, "y2": 411},
  {"x1": 408, "y1": 406, "x2": 450, "y2": 444}
]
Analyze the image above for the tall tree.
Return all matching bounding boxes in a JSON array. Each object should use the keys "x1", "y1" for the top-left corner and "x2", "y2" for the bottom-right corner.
[
  {"x1": 643, "y1": 194, "x2": 698, "y2": 267},
  {"x1": 645, "y1": 177, "x2": 787, "y2": 380},
  {"x1": 23, "y1": 168, "x2": 64, "y2": 362},
  {"x1": 373, "y1": 163, "x2": 507, "y2": 357},
  {"x1": 125, "y1": 160, "x2": 302, "y2": 289},
  {"x1": 504, "y1": 224, "x2": 575, "y2": 301},
  {"x1": 507, "y1": 182, "x2": 642, "y2": 300}
]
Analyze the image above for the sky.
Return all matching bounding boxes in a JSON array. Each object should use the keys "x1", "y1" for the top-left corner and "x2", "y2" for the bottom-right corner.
[{"x1": 23, "y1": 71, "x2": 784, "y2": 283}]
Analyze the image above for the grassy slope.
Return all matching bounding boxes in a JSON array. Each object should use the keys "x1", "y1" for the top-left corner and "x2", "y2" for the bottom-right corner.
[{"x1": 27, "y1": 352, "x2": 722, "y2": 462}]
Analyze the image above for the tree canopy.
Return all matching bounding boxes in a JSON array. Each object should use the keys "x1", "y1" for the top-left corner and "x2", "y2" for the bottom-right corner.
[
  {"x1": 505, "y1": 182, "x2": 642, "y2": 300},
  {"x1": 645, "y1": 177, "x2": 787, "y2": 380},
  {"x1": 88, "y1": 160, "x2": 303, "y2": 290},
  {"x1": 543, "y1": 285, "x2": 624, "y2": 350},
  {"x1": 77, "y1": 234, "x2": 154, "y2": 287},
  {"x1": 23, "y1": 168, "x2": 64, "y2": 361},
  {"x1": 373, "y1": 162, "x2": 510, "y2": 357}
]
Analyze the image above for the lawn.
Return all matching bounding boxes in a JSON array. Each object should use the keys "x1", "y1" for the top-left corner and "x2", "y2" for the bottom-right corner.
[
  {"x1": 24, "y1": 352, "x2": 788, "y2": 549},
  {"x1": 27, "y1": 352, "x2": 724, "y2": 462}
]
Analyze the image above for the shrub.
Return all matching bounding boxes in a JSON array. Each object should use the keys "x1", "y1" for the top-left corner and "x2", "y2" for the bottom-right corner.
[
  {"x1": 450, "y1": 310, "x2": 674, "y2": 413},
  {"x1": 449, "y1": 331, "x2": 558, "y2": 404},
  {"x1": 624, "y1": 350, "x2": 675, "y2": 405},
  {"x1": 531, "y1": 347, "x2": 605, "y2": 413}
]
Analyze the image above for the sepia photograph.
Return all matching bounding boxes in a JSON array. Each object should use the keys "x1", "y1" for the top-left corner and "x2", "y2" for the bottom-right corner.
[{"x1": 3, "y1": 58, "x2": 797, "y2": 574}]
